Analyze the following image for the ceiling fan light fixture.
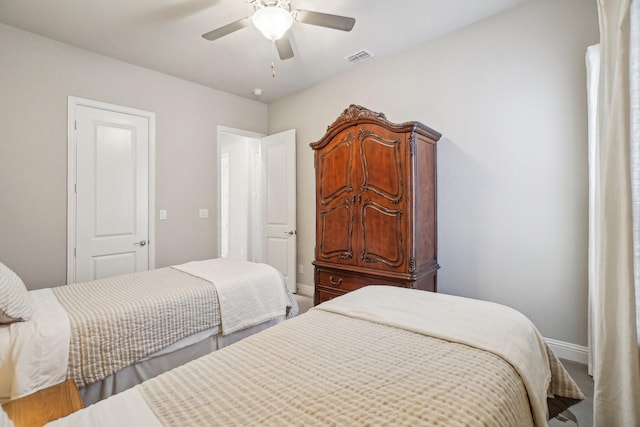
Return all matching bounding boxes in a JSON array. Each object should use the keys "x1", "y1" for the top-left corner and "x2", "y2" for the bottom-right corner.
[{"x1": 252, "y1": 6, "x2": 293, "y2": 41}]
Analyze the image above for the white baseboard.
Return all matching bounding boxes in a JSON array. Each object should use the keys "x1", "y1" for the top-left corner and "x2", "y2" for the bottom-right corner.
[
  {"x1": 544, "y1": 337, "x2": 588, "y2": 365},
  {"x1": 296, "y1": 282, "x2": 314, "y2": 297}
]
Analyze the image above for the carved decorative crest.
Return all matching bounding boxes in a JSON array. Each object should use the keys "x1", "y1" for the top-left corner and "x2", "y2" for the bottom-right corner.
[
  {"x1": 327, "y1": 105, "x2": 388, "y2": 131},
  {"x1": 312, "y1": 104, "x2": 441, "y2": 151}
]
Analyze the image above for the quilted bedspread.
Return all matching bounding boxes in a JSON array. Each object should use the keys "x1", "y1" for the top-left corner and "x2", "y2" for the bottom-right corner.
[
  {"x1": 137, "y1": 305, "x2": 582, "y2": 426},
  {"x1": 53, "y1": 267, "x2": 221, "y2": 387}
]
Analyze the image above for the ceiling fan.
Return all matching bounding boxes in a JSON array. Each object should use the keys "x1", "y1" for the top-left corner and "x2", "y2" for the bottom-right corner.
[{"x1": 201, "y1": 0, "x2": 356, "y2": 60}]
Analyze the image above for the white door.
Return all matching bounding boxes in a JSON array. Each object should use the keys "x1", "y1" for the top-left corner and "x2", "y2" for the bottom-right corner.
[
  {"x1": 261, "y1": 129, "x2": 297, "y2": 292},
  {"x1": 69, "y1": 100, "x2": 154, "y2": 283}
]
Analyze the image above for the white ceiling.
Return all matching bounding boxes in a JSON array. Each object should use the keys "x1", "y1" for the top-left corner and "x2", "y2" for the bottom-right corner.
[{"x1": 0, "y1": 0, "x2": 530, "y2": 103}]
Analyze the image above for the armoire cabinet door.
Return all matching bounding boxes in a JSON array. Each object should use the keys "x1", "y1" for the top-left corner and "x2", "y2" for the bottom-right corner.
[
  {"x1": 316, "y1": 130, "x2": 356, "y2": 264},
  {"x1": 356, "y1": 125, "x2": 410, "y2": 272}
]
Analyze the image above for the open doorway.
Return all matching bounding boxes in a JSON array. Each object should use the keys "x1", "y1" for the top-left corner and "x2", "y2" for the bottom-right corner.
[{"x1": 216, "y1": 126, "x2": 297, "y2": 292}]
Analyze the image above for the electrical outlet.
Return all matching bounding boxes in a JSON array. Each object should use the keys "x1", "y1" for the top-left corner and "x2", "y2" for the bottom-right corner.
[
  {"x1": 159, "y1": 210, "x2": 167, "y2": 220},
  {"x1": 298, "y1": 264, "x2": 304, "y2": 274},
  {"x1": 199, "y1": 208, "x2": 209, "y2": 219}
]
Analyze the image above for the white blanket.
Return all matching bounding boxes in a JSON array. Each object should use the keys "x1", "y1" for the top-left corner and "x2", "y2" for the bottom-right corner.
[
  {"x1": 4, "y1": 289, "x2": 70, "y2": 401},
  {"x1": 172, "y1": 258, "x2": 287, "y2": 335},
  {"x1": 315, "y1": 285, "x2": 552, "y2": 427},
  {"x1": 47, "y1": 387, "x2": 162, "y2": 427}
]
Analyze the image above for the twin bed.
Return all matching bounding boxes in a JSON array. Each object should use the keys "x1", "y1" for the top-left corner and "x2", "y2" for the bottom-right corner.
[
  {"x1": 38, "y1": 285, "x2": 583, "y2": 427},
  {"x1": 0, "y1": 258, "x2": 297, "y2": 405}
]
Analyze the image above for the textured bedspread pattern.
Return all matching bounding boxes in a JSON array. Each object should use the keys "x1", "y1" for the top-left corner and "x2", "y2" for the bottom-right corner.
[
  {"x1": 139, "y1": 310, "x2": 538, "y2": 427},
  {"x1": 53, "y1": 268, "x2": 221, "y2": 387},
  {"x1": 317, "y1": 286, "x2": 581, "y2": 426}
]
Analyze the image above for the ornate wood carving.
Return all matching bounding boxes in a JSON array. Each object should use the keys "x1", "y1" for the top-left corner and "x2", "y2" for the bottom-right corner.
[
  {"x1": 360, "y1": 200, "x2": 404, "y2": 268},
  {"x1": 409, "y1": 133, "x2": 416, "y2": 157},
  {"x1": 327, "y1": 104, "x2": 388, "y2": 131},
  {"x1": 318, "y1": 131, "x2": 354, "y2": 206},
  {"x1": 358, "y1": 129, "x2": 403, "y2": 204},
  {"x1": 318, "y1": 200, "x2": 353, "y2": 260}
]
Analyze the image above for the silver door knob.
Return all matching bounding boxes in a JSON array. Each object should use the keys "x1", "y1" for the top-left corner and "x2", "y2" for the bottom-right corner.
[
  {"x1": 134, "y1": 240, "x2": 147, "y2": 247},
  {"x1": 284, "y1": 230, "x2": 296, "y2": 236}
]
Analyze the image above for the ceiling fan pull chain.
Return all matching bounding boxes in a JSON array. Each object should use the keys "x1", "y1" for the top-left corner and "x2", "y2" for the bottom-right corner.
[{"x1": 271, "y1": 40, "x2": 277, "y2": 77}]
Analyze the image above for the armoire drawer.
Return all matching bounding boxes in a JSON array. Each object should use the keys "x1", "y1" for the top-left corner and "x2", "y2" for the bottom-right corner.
[
  {"x1": 315, "y1": 287, "x2": 347, "y2": 305},
  {"x1": 316, "y1": 269, "x2": 407, "y2": 292}
]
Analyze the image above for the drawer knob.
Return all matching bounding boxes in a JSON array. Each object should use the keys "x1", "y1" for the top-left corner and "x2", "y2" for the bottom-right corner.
[{"x1": 329, "y1": 276, "x2": 343, "y2": 286}]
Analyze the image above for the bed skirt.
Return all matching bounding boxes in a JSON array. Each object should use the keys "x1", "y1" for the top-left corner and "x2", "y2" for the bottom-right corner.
[{"x1": 80, "y1": 316, "x2": 285, "y2": 405}]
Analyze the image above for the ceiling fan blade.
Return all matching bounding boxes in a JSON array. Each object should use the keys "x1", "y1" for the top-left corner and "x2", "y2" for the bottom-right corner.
[
  {"x1": 275, "y1": 35, "x2": 294, "y2": 60},
  {"x1": 202, "y1": 17, "x2": 251, "y2": 41},
  {"x1": 292, "y1": 10, "x2": 355, "y2": 32}
]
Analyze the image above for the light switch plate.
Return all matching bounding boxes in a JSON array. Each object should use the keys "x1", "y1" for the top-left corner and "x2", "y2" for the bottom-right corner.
[
  {"x1": 199, "y1": 208, "x2": 209, "y2": 219},
  {"x1": 159, "y1": 209, "x2": 167, "y2": 220}
]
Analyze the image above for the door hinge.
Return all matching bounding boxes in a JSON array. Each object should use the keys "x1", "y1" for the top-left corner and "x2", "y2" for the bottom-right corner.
[
  {"x1": 74, "y1": 184, "x2": 77, "y2": 194},
  {"x1": 74, "y1": 120, "x2": 77, "y2": 130},
  {"x1": 74, "y1": 247, "x2": 76, "y2": 257}
]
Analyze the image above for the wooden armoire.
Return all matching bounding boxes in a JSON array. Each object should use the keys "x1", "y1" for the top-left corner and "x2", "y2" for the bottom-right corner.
[{"x1": 310, "y1": 105, "x2": 441, "y2": 305}]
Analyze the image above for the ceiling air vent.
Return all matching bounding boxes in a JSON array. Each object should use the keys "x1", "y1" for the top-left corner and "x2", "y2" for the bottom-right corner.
[{"x1": 345, "y1": 49, "x2": 373, "y2": 64}]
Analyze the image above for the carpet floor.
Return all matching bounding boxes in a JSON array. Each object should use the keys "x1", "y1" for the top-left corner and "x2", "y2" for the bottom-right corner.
[{"x1": 549, "y1": 359, "x2": 593, "y2": 427}]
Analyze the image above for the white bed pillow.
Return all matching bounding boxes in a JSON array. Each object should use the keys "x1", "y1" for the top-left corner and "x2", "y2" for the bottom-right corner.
[{"x1": 0, "y1": 263, "x2": 33, "y2": 324}]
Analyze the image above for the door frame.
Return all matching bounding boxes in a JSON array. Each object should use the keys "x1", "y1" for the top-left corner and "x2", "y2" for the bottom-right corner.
[
  {"x1": 216, "y1": 126, "x2": 264, "y2": 260},
  {"x1": 216, "y1": 125, "x2": 298, "y2": 293},
  {"x1": 67, "y1": 96, "x2": 157, "y2": 284}
]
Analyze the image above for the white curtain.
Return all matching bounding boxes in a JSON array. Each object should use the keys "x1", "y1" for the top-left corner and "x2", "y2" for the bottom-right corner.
[
  {"x1": 632, "y1": 0, "x2": 640, "y2": 345},
  {"x1": 588, "y1": 1, "x2": 640, "y2": 426},
  {"x1": 586, "y1": 43, "x2": 600, "y2": 378}
]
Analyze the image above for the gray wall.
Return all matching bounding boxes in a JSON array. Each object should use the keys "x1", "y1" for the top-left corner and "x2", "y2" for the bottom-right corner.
[
  {"x1": 269, "y1": 0, "x2": 599, "y2": 346},
  {"x1": 0, "y1": 0, "x2": 599, "y2": 347},
  {"x1": 0, "y1": 23, "x2": 268, "y2": 289}
]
